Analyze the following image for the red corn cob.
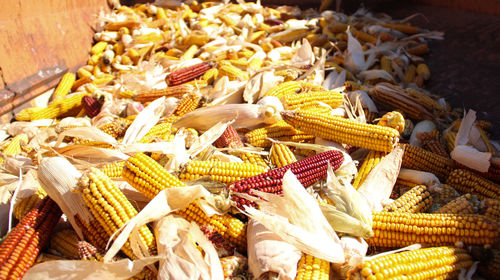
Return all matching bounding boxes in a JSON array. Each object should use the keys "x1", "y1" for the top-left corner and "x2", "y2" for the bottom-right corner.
[
  {"x1": 0, "y1": 197, "x2": 62, "y2": 279},
  {"x1": 230, "y1": 150, "x2": 344, "y2": 208},
  {"x1": 165, "y1": 62, "x2": 212, "y2": 86},
  {"x1": 214, "y1": 126, "x2": 244, "y2": 148},
  {"x1": 133, "y1": 84, "x2": 195, "y2": 103},
  {"x1": 81, "y1": 96, "x2": 102, "y2": 118}
]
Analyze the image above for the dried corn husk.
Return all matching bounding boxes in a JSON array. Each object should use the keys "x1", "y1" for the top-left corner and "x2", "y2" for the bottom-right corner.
[
  {"x1": 451, "y1": 145, "x2": 491, "y2": 173},
  {"x1": 409, "y1": 120, "x2": 436, "y2": 147},
  {"x1": 397, "y1": 168, "x2": 441, "y2": 192},
  {"x1": 247, "y1": 219, "x2": 302, "y2": 280}
]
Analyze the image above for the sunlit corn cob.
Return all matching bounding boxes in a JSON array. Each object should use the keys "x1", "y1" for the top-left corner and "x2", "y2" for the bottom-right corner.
[
  {"x1": 100, "y1": 118, "x2": 132, "y2": 138},
  {"x1": 0, "y1": 197, "x2": 62, "y2": 279},
  {"x1": 221, "y1": 255, "x2": 248, "y2": 280},
  {"x1": 369, "y1": 211, "x2": 499, "y2": 247},
  {"x1": 133, "y1": 84, "x2": 195, "y2": 103},
  {"x1": 49, "y1": 229, "x2": 80, "y2": 259},
  {"x1": 278, "y1": 90, "x2": 344, "y2": 111},
  {"x1": 377, "y1": 111, "x2": 405, "y2": 134},
  {"x1": 214, "y1": 125, "x2": 242, "y2": 148},
  {"x1": 91, "y1": 41, "x2": 108, "y2": 55},
  {"x1": 348, "y1": 246, "x2": 472, "y2": 280},
  {"x1": 352, "y1": 151, "x2": 386, "y2": 189},
  {"x1": 172, "y1": 93, "x2": 202, "y2": 117},
  {"x1": 15, "y1": 93, "x2": 87, "y2": 121},
  {"x1": 270, "y1": 143, "x2": 297, "y2": 168},
  {"x1": 435, "y1": 194, "x2": 478, "y2": 215},
  {"x1": 78, "y1": 241, "x2": 104, "y2": 261},
  {"x1": 77, "y1": 168, "x2": 156, "y2": 259},
  {"x1": 165, "y1": 62, "x2": 212, "y2": 86},
  {"x1": 2, "y1": 133, "x2": 28, "y2": 157},
  {"x1": 264, "y1": 81, "x2": 302, "y2": 97},
  {"x1": 201, "y1": 68, "x2": 218, "y2": 84},
  {"x1": 446, "y1": 169, "x2": 500, "y2": 200},
  {"x1": 123, "y1": 153, "x2": 247, "y2": 251},
  {"x1": 295, "y1": 254, "x2": 330, "y2": 280},
  {"x1": 51, "y1": 73, "x2": 76, "y2": 100},
  {"x1": 281, "y1": 110, "x2": 399, "y2": 152},
  {"x1": 383, "y1": 185, "x2": 433, "y2": 213},
  {"x1": 179, "y1": 160, "x2": 267, "y2": 184},
  {"x1": 480, "y1": 198, "x2": 500, "y2": 221},
  {"x1": 244, "y1": 120, "x2": 315, "y2": 148},
  {"x1": 13, "y1": 187, "x2": 47, "y2": 220},
  {"x1": 218, "y1": 61, "x2": 249, "y2": 80},
  {"x1": 401, "y1": 144, "x2": 455, "y2": 181},
  {"x1": 99, "y1": 161, "x2": 125, "y2": 179},
  {"x1": 74, "y1": 216, "x2": 109, "y2": 253},
  {"x1": 231, "y1": 150, "x2": 344, "y2": 207},
  {"x1": 417, "y1": 130, "x2": 448, "y2": 158},
  {"x1": 138, "y1": 122, "x2": 173, "y2": 144}
]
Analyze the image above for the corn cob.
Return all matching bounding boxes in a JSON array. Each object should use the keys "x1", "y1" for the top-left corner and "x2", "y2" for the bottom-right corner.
[
  {"x1": 13, "y1": 187, "x2": 47, "y2": 220},
  {"x1": 380, "y1": 56, "x2": 392, "y2": 75},
  {"x1": 264, "y1": 81, "x2": 302, "y2": 98},
  {"x1": 77, "y1": 168, "x2": 156, "y2": 259},
  {"x1": 352, "y1": 151, "x2": 386, "y2": 189},
  {"x1": 78, "y1": 240, "x2": 104, "y2": 261},
  {"x1": 16, "y1": 93, "x2": 87, "y2": 121},
  {"x1": 404, "y1": 64, "x2": 416, "y2": 84},
  {"x1": 348, "y1": 246, "x2": 472, "y2": 280},
  {"x1": 244, "y1": 120, "x2": 315, "y2": 148},
  {"x1": 274, "y1": 69, "x2": 300, "y2": 81},
  {"x1": 270, "y1": 143, "x2": 297, "y2": 168},
  {"x1": 218, "y1": 61, "x2": 249, "y2": 80},
  {"x1": 417, "y1": 130, "x2": 448, "y2": 158},
  {"x1": 231, "y1": 150, "x2": 344, "y2": 207},
  {"x1": 133, "y1": 84, "x2": 194, "y2": 103},
  {"x1": 201, "y1": 68, "x2": 218, "y2": 84},
  {"x1": 179, "y1": 160, "x2": 267, "y2": 184},
  {"x1": 214, "y1": 125, "x2": 242, "y2": 148},
  {"x1": 123, "y1": 153, "x2": 247, "y2": 251},
  {"x1": 2, "y1": 133, "x2": 28, "y2": 157},
  {"x1": 435, "y1": 194, "x2": 478, "y2": 215},
  {"x1": 401, "y1": 144, "x2": 455, "y2": 181},
  {"x1": 52, "y1": 73, "x2": 76, "y2": 100},
  {"x1": 99, "y1": 161, "x2": 125, "y2": 178},
  {"x1": 0, "y1": 197, "x2": 62, "y2": 279},
  {"x1": 49, "y1": 229, "x2": 80, "y2": 259},
  {"x1": 480, "y1": 198, "x2": 500, "y2": 221},
  {"x1": 75, "y1": 216, "x2": 109, "y2": 254},
  {"x1": 433, "y1": 184, "x2": 461, "y2": 206},
  {"x1": 383, "y1": 185, "x2": 433, "y2": 213},
  {"x1": 281, "y1": 110, "x2": 399, "y2": 153},
  {"x1": 295, "y1": 254, "x2": 330, "y2": 280},
  {"x1": 353, "y1": 29, "x2": 377, "y2": 44},
  {"x1": 377, "y1": 111, "x2": 405, "y2": 134},
  {"x1": 476, "y1": 248, "x2": 500, "y2": 278},
  {"x1": 81, "y1": 96, "x2": 102, "y2": 118},
  {"x1": 278, "y1": 90, "x2": 344, "y2": 111},
  {"x1": 407, "y1": 43, "x2": 429, "y2": 56},
  {"x1": 165, "y1": 62, "x2": 212, "y2": 86},
  {"x1": 138, "y1": 122, "x2": 173, "y2": 144},
  {"x1": 221, "y1": 255, "x2": 248, "y2": 280},
  {"x1": 417, "y1": 63, "x2": 431, "y2": 80},
  {"x1": 172, "y1": 92, "x2": 202, "y2": 117},
  {"x1": 369, "y1": 211, "x2": 499, "y2": 247},
  {"x1": 446, "y1": 169, "x2": 500, "y2": 200}
]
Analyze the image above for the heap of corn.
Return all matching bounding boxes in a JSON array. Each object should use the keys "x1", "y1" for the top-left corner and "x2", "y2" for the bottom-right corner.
[{"x1": 0, "y1": 1, "x2": 499, "y2": 279}]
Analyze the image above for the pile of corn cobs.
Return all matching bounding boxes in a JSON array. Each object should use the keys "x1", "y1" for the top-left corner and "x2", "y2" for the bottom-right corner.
[{"x1": 1, "y1": 1, "x2": 499, "y2": 279}]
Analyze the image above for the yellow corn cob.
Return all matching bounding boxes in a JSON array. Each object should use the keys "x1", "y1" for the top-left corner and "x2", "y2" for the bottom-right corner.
[
  {"x1": 282, "y1": 110, "x2": 400, "y2": 153},
  {"x1": 77, "y1": 168, "x2": 156, "y2": 259},
  {"x1": 401, "y1": 144, "x2": 456, "y2": 181},
  {"x1": 435, "y1": 194, "x2": 478, "y2": 214},
  {"x1": 138, "y1": 122, "x2": 173, "y2": 144},
  {"x1": 352, "y1": 151, "x2": 387, "y2": 189},
  {"x1": 12, "y1": 107, "x2": 45, "y2": 121},
  {"x1": 92, "y1": 74, "x2": 115, "y2": 85},
  {"x1": 383, "y1": 185, "x2": 433, "y2": 213},
  {"x1": 71, "y1": 76, "x2": 92, "y2": 91},
  {"x1": 13, "y1": 187, "x2": 47, "y2": 220},
  {"x1": 295, "y1": 254, "x2": 330, "y2": 280},
  {"x1": 52, "y1": 73, "x2": 76, "y2": 100},
  {"x1": 263, "y1": 81, "x2": 302, "y2": 97},
  {"x1": 418, "y1": 130, "x2": 449, "y2": 158},
  {"x1": 16, "y1": 93, "x2": 87, "y2": 121},
  {"x1": 279, "y1": 90, "x2": 344, "y2": 111},
  {"x1": 247, "y1": 57, "x2": 263, "y2": 71},
  {"x1": 433, "y1": 184, "x2": 461, "y2": 207},
  {"x1": 478, "y1": 127, "x2": 496, "y2": 156},
  {"x1": 179, "y1": 160, "x2": 267, "y2": 184},
  {"x1": 2, "y1": 133, "x2": 29, "y2": 157},
  {"x1": 181, "y1": 45, "x2": 199, "y2": 60},
  {"x1": 353, "y1": 29, "x2": 377, "y2": 44},
  {"x1": 134, "y1": 32, "x2": 163, "y2": 44},
  {"x1": 221, "y1": 255, "x2": 248, "y2": 279},
  {"x1": 274, "y1": 69, "x2": 300, "y2": 81},
  {"x1": 78, "y1": 240, "x2": 104, "y2": 261},
  {"x1": 88, "y1": 53, "x2": 103, "y2": 66},
  {"x1": 481, "y1": 198, "x2": 500, "y2": 221},
  {"x1": 133, "y1": 84, "x2": 195, "y2": 103},
  {"x1": 238, "y1": 152, "x2": 268, "y2": 170},
  {"x1": 443, "y1": 131, "x2": 457, "y2": 153},
  {"x1": 184, "y1": 33, "x2": 210, "y2": 46},
  {"x1": 369, "y1": 211, "x2": 499, "y2": 247},
  {"x1": 99, "y1": 118, "x2": 132, "y2": 138},
  {"x1": 99, "y1": 161, "x2": 125, "y2": 179},
  {"x1": 219, "y1": 14, "x2": 237, "y2": 27},
  {"x1": 77, "y1": 67, "x2": 92, "y2": 79},
  {"x1": 349, "y1": 246, "x2": 473, "y2": 280},
  {"x1": 270, "y1": 143, "x2": 297, "y2": 168},
  {"x1": 380, "y1": 56, "x2": 392, "y2": 75},
  {"x1": 245, "y1": 120, "x2": 315, "y2": 148},
  {"x1": 404, "y1": 64, "x2": 416, "y2": 84},
  {"x1": 91, "y1": 41, "x2": 108, "y2": 55},
  {"x1": 75, "y1": 216, "x2": 109, "y2": 252},
  {"x1": 417, "y1": 63, "x2": 431, "y2": 80},
  {"x1": 123, "y1": 153, "x2": 247, "y2": 251},
  {"x1": 49, "y1": 229, "x2": 80, "y2": 259},
  {"x1": 446, "y1": 169, "x2": 500, "y2": 200},
  {"x1": 218, "y1": 61, "x2": 249, "y2": 80},
  {"x1": 172, "y1": 93, "x2": 202, "y2": 117},
  {"x1": 202, "y1": 68, "x2": 219, "y2": 84}
]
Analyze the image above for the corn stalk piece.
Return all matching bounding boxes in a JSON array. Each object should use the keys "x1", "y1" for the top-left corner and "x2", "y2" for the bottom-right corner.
[
  {"x1": 231, "y1": 150, "x2": 344, "y2": 208},
  {"x1": 0, "y1": 197, "x2": 62, "y2": 280},
  {"x1": 281, "y1": 110, "x2": 399, "y2": 153}
]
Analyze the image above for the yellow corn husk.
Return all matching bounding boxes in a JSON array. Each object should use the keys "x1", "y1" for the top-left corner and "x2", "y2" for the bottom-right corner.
[
  {"x1": 123, "y1": 153, "x2": 247, "y2": 251},
  {"x1": 282, "y1": 110, "x2": 400, "y2": 153},
  {"x1": 383, "y1": 185, "x2": 433, "y2": 213},
  {"x1": 446, "y1": 169, "x2": 500, "y2": 200},
  {"x1": 349, "y1": 246, "x2": 473, "y2": 280},
  {"x1": 52, "y1": 73, "x2": 76, "y2": 100},
  {"x1": 270, "y1": 143, "x2": 297, "y2": 168},
  {"x1": 352, "y1": 151, "x2": 386, "y2": 189},
  {"x1": 245, "y1": 120, "x2": 315, "y2": 148},
  {"x1": 49, "y1": 229, "x2": 80, "y2": 259},
  {"x1": 295, "y1": 254, "x2": 330, "y2": 280},
  {"x1": 77, "y1": 168, "x2": 156, "y2": 259},
  {"x1": 179, "y1": 160, "x2": 267, "y2": 184}
]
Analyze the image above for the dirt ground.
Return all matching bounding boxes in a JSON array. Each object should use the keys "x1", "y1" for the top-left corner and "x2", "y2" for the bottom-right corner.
[{"x1": 375, "y1": 3, "x2": 500, "y2": 137}]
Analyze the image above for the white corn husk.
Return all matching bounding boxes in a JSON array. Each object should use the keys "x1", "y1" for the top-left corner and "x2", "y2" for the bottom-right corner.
[
  {"x1": 451, "y1": 145, "x2": 491, "y2": 173},
  {"x1": 0, "y1": 181, "x2": 17, "y2": 236},
  {"x1": 247, "y1": 219, "x2": 302, "y2": 280},
  {"x1": 397, "y1": 168, "x2": 441, "y2": 192},
  {"x1": 37, "y1": 157, "x2": 91, "y2": 239},
  {"x1": 409, "y1": 120, "x2": 436, "y2": 147},
  {"x1": 347, "y1": 90, "x2": 378, "y2": 113},
  {"x1": 243, "y1": 71, "x2": 284, "y2": 103},
  {"x1": 240, "y1": 170, "x2": 345, "y2": 263},
  {"x1": 357, "y1": 145, "x2": 404, "y2": 211}
]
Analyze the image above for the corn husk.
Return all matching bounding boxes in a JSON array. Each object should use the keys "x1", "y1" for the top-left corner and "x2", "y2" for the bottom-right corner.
[
  {"x1": 155, "y1": 215, "x2": 223, "y2": 280},
  {"x1": 122, "y1": 96, "x2": 165, "y2": 146},
  {"x1": 23, "y1": 256, "x2": 161, "y2": 280},
  {"x1": 240, "y1": 170, "x2": 344, "y2": 263},
  {"x1": 397, "y1": 168, "x2": 441, "y2": 192},
  {"x1": 323, "y1": 70, "x2": 346, "y2": 90},
  {"x1": 247, "y1": 219, "x2": 302, "y2": 280},
  {"x1": 347, "y1": 90, "x2": 378, "y2": 113},
  {"x1": 409, "y1": 120, "x2": 436, "y2": 147},
  {"x1": 332, "y1": 236, "x2": 368, "y2": 278},
  {"x1": 0, "y1": 181, "x2": 17, "y2": 236},
  {"x1": 344, "y1": 28, "x2": 376, "y2": 73},
  {"x1": 451, "y1": 145, "x2": 491, "y2": 173},
  {"x1": 243, "y1": 71, "x2": 284, "y2": 103},
  {"x1": 357, "y1": 145, "x2": 404, "y2": 211}
]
